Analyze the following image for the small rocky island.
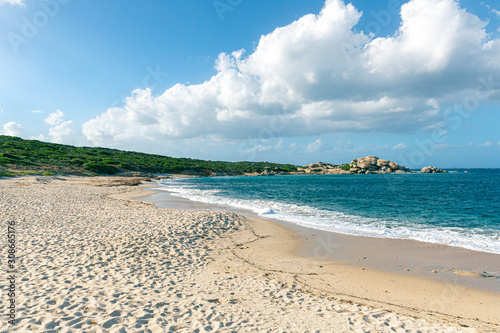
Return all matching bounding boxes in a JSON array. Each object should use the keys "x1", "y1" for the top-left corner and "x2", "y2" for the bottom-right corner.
[
  {"x1": 297, "y1": 156, "x2": 411, "y2": 175},
  {"x1": 255, "y1": 156, "x2": 449, "y2": 176},
  {"x1": 420, "y1": 166, "x2": 447, "y2": 173}
]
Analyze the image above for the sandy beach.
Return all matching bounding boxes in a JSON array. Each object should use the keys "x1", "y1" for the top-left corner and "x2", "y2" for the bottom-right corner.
[{"x1": 1, "y1": 176, "x2": 499, "y2": 332}]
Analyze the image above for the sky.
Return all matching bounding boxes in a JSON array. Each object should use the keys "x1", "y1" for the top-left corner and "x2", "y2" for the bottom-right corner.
[{"x1": 1, "y1": 0, "x2": 500, "y2": 168}]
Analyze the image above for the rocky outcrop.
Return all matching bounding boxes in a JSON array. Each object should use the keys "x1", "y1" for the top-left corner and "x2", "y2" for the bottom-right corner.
[
  {"x1": 298, "y1": 156, "x2": 411, "y2": 175},
  {"x1": 260, "y1": 167, "x2": 274, "y2": 176},
  {"x1": 349, "y1": 156, "x2": 410, "y2": 174},
  {"x1": 421, "y1": 166, "x2": 447, "y2": 173},
  {"x1": 258, "y1": 167, "x2": 290, "y2": 176},
  {"x1": 299, "y1": 162, "x2": 346, "y2": 174}
]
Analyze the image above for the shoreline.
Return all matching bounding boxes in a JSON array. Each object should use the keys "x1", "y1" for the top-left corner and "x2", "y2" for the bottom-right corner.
[
  {"x1": 2, "y1": 176, "x2": 498, "y2": 332},
  {"x1": 136, "y1": 183, "x2": 500, "y2": 324},
  {"x1": 141, "y1": 185, "x2": 500, "y2": 292},
  {"x1": 148, "y1": 173, "x2": 500, "y2": 256}
]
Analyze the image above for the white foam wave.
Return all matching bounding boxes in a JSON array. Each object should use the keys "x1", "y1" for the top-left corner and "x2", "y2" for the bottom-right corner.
[{"x1": 157, "y1": 181, "x2": 500, "y2": 254}]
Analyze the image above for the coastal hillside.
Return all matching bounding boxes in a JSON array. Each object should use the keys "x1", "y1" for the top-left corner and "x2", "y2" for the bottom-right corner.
[
  {"x1": 0, "y1": 135, "x2": 297, "y2": 177},
  {"x1": 0, "y1": 135, "x2": 419, "y2": 177}
]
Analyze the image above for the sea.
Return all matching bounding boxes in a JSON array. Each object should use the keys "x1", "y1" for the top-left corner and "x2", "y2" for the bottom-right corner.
[{"x1": 155, "y1": 169, "x2": 500, "y2": 254}]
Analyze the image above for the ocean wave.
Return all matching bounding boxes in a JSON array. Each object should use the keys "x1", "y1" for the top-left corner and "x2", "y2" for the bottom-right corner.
[{"x1": 157, "y1": 180, "x2": 500, "y2": 254}]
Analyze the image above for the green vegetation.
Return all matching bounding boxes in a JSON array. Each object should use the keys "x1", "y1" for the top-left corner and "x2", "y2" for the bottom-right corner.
[
  {"x1": 0, "y1": 135, "x2": 298, "y2": 177},
  {"x1": 341, "y1": 164, "x2": 351, "y2": 171}
]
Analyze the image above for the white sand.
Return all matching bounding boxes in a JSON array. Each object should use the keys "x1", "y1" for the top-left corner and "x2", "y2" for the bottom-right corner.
[{"x1": 0, "y1": 176, "x2": 492, "y2": 332}]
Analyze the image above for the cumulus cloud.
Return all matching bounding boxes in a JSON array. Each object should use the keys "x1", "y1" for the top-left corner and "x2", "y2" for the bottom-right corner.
[
  {"x1": 392, "y1": 143, "x2": 408, "y2": 150},
  {"x1": 305, "y1": 139, "x2": 324, "y2": 153},
  {"x1": 2, "y1": 122, "x2": 27, "y2": 138},
  {"x1": 31, "y1": 134, "x2": 48, "y2": 141},
  {"x1": 48, "y1": 121, "x2": 78, "y2": 144},
  {"x1": 240, "y1": 139, "x2": 284, "y2": 156},
  {"x1": 434, "y1": 143, "x2": 466, "y2": 149},
  {"x1": 477, "y1": 141, "x2": 494, "y2": 147},
  {"x1": 83, "y1": 0, "x2": 500, "y2": 148},
  {"x1": 0, "y1": 0, "x2": 25, "y2": 6},
  {"x1": 45, "y1": 110, "x2": 65, "y2": 126}
]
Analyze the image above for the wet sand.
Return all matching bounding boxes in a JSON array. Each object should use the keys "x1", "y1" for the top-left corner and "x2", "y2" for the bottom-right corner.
[{"x1": 143, "y1": 185, "x2": 500, "y2": 326}]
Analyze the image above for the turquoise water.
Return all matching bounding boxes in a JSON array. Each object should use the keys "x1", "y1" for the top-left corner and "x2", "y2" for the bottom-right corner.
[{"x1": 158, "y1": 170, "x2": 500, "y2": 254}]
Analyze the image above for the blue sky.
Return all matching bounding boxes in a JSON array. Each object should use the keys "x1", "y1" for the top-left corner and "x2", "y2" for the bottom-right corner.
[{"x1": 1, "y1": 0, "x2": 499, "y2": 168}]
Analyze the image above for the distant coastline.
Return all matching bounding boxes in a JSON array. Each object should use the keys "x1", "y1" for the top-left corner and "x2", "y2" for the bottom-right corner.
[{"x1": 0, "y1": 135, "x2": 459, "y2": 178}]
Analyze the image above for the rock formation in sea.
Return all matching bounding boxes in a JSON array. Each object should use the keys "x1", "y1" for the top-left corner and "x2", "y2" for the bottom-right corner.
[
  {"x1": 349, "y1": 156, "x2": 410, "y2": 174},
  {"x1": 420, "y1": 166, "x2": 447, "y2": 173},
  {"x1": 298, "y1": 156, "x2": 412, "y2": 175}
]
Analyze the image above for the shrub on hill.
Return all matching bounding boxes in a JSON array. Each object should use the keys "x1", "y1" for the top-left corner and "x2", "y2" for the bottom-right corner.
[{"x1": 83, "y1": 162, "x2": 119, "y2": 175}]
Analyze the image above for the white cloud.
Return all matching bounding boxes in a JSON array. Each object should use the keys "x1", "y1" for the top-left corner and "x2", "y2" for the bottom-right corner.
[
  {"x1": 240, "y1": 139, "x2": 284, "y2": 156},
  {"x1": 31, "y1": 110, "x2": 43, "y2": 114},
  {"x1": 434, "y1": 143, "x2": 465, "y2": 149},
  {"x1": 48, "y1": 121, "x2": 78, "y2": 144},
  {"x1": 42, "y1": 109, "x2": 80, "y2": 144},
  {"x1": 328, "y1": 140, "x2": 410, "y2": 153},
  {"x1": 83, "y1": 0, "x2": 500, "y2": 149},
  {"x1": 367, "y1": 0, "x2": 487, "y2": 75},
  {"x1": 477, "y1": 141, "x2": 494, "y2": 147},
  {"x1": 2, "y1": 122, "x2": 27, "y2": 138},
  {"x1": 32, "y1": 134, "x2": 48, "y2": 141},
  {"x1": 0, "y1": 0, "x2": 25, "y2": 6},
  {"x1": 45, "y1": 110, "x2": 65, "y2": 125},
  {"x1": 392, "y1": 143, "x2": 408, "y2": 150},
  {"x1": 333, "y1": 140, "x2": 355, "y2": 151},
  {"x1": 305, "y1": 139, "x2": 324, "y2": 153},
  {"x1": 492, "y1": 9, "x2": 500, "y2": 17}
]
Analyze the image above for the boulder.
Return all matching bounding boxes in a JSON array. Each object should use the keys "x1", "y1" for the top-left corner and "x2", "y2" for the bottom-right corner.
[
  {"x1": 357, "y1": 162, "x2": 368, "y2": 169},
  {"x1": 388, "y1": 161, "x2": 399, "y2": 170},
  {"x1": 421, "y1": 166, "x2": 446, "y2": 173},
  {"x1": 379, "y1": 166, "x2": 392, "y2": 173},
  {"x1": 330, "y1": 169, "x2": 351, "y2": 174},
  {"x1": 421, "y1": 166, "x2": 432, "y2": 173},
  {"x1": 377, "y1": 159, "x2": 389, "y2": 167},
  {"x1": 260, "y1": 168, "x2": 275, "y2": 176}
]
